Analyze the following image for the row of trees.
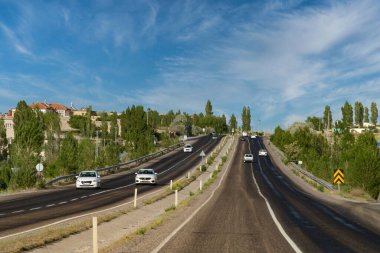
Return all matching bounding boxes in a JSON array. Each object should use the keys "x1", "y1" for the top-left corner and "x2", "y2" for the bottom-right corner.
[
  {"x1": 0, "y1": 99, "x2": 234, "y2": 190},
  {"x1": 306, "y1": 101, "x2": 378, "y2": 131},
  {"x1": 271, "y1": 101, "x2": 380, "y2": 199}
]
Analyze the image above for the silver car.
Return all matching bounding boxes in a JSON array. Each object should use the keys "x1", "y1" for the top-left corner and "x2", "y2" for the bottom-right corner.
[
  {"x1": 244, "y1": 154, "x2": 254, "y2": 163},
  {"x1": 183, "y1": 144, "x2": 193, "y2": 152},
  {"x1": 135, "y1": 168, "x2": 158, "y2": 185},
  {"x1": 76, "y1": 170, "x2": 101, "y2": 189},
  {"x1": 259, "y1": 149, "x2": 268, "y2": 156}
]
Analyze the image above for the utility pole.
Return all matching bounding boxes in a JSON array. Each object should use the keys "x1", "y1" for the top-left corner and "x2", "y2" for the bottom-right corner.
[{"x1": 96, "y1": 130, "x2": 99, "y2": 159}]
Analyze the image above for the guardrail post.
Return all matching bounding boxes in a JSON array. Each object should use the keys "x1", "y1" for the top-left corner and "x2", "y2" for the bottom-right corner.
[
  {"x1": 175, "y1": 190, "x2": 178, "y2": 207},
  {"x1": 187, "y1": 172, "x2": 190, "y2": 179},
  {"x1": 200, "y1": 180, "x2": 203, "y2": 191},
  {"x1": 170, "y1": 180, "x2": 173, "y2": 190},
  {"x1": 134, "y1": 188, "x2": 137, "y2": 208},
  {"x1": 93, "y1": 217, "x2": 98, "y2": 253}
]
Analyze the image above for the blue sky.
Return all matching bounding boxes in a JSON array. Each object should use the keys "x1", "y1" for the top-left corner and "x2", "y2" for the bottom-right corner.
[{"x1": 0, "y1": 0, "x2": 380, "y2": 132}]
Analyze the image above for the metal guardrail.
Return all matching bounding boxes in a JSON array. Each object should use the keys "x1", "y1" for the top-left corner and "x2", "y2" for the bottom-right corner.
[
  {"x1": 46, "y1": 141, "x2": 184, "y2": 185},
  {"x1": 268, "y1": 142, "x2": 335, "y2": 191},
  {"x1": 290, "y1": 162, "x2": 334, "y2": 191}
]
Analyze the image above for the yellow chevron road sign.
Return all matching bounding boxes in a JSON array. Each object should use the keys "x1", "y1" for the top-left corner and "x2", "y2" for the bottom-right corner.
[{"x1": 333, "y1": 169, "x2": 344, "y2": 184}]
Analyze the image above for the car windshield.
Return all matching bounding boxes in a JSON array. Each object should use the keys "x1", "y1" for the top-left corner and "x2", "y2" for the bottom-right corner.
[
  {"x1": 80, "y1": 172, "x2": 96, "y2": 177},
  {"x1": 185, "y1": 145, "x2": 191, "y2": 147},
  {"x1": 139, "y1": 169, "x2": 154, "y2": 174}
]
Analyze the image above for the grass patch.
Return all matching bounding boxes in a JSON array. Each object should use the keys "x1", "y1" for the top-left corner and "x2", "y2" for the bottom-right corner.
[
  {"x1": 164, "y1": 205, "x2": 176, "y2": 212},
  {"x1": 136, "y1": 227, "x2": 146, "y2": 235}
]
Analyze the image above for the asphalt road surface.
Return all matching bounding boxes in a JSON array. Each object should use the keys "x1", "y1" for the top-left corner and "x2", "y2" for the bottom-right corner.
[
  {"x1": 0, "y1": 135, "x2": 221, "y2": 237},
  {"x1": 157, "y1": 137, "x2": 380, "y2": 253}
]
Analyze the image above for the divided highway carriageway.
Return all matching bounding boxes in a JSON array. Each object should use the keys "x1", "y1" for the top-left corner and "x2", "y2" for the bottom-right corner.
[{"x1": 0, "y1": 135, "x2": 221, "y2": 238}]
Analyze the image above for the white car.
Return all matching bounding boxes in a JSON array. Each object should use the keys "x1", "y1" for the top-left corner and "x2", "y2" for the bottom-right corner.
[
  {"x1": 76, "y1": 170, "x2": 101, "y2": 189},
  {"x1": 251, "y1": 135, "x2": 257, "y2": 139},
  {"x1": 135, "y1": 168, "x2": 158, "y2": 185},
  {"x1": 244, "y1": 154, "x2": 254, "y2": 163},
  {"x1": 259, "y1": 149, "x2": 268, "y2": 156},
  {"x1": 183, "y1": 144, "x2": 193, "y2": 152}
]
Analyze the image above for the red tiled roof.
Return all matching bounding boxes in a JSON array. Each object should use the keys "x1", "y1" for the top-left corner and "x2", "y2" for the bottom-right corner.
[
  {"x1": 30, "y1": 102, "x2": 50, "y2": 109},
  {"x1": 50, "y1": 103, "x2": 69, "y2": 110}
]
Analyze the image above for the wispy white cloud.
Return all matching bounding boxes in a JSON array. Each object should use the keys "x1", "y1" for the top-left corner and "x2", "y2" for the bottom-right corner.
[{"x1": 0, "y1": 22, "x2": 33, "y2": 56}]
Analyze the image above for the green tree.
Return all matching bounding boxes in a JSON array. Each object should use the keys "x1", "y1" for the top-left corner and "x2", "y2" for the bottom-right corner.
[
  {"x1": 354, "y1": 101, "x2": 364, "y2": 127},
  {"x1": 306, "y1": 116, "x2": 322, "y2": 131},
  {"x1": 0, "y1": 118, "x2": 8, "y2": 160},
  {"x1": 43, "y1": 111, "x2": 61, "y2": 163},
  {"x1": 122, "y1": 106, "x2": 154, "y2": 159},
  {"x1": 371, "y1": 102, "x2": 378, "y2": 126},
  {"x1": 99, "y1": 112, "x2": 109, "y2": 147},
  {"x1": 241, "y1": 106, "x2": 251, "y2": 131},
  {"x1": 56, "y1": 132, "x2": 78, "y2": 175},
  {"x1": 364, "y1": 107, "x2": 369, "y2": 123},
  {"x1": 78, "y1": 138, "x2": 95, "y2": 171},
  {"x1": 10, "y1": 100, "x2": 44, "y2": 188},
  {"x1": 341, "y1": 101, "x2": 353, "y2": 128},
  {"x1": 229, "y1": 114, "x2": 237, "y2": 133},
  {"x1": 109, "y1": 112, "x2": 118, "y2": 143},
  {"x1": 323, "y1": 105, "x2": 333, "y2": 130},
  {"x1": 205, "y1": 100, "x2": 213, "y2": 116}
]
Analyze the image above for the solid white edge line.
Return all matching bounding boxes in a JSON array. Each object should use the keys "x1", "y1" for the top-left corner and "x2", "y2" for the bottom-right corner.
[
  {"x1": 250, "y1": 139, "x2": 302, "y2": 253},
  {"x1": 151, "y1": 137, "x2": 236, "y2": 253}
]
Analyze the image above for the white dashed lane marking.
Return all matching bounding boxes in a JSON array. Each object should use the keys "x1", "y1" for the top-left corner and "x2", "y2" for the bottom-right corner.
[
  {"x1": 58, "y1": 201, "x2": 67, "y2": 205},
  {"x1": 29, "y1": 207, "x2": 42, "y2": 211},
  {"x1": 71, "y1": 198, "x2": 78, "y2": 201},
  {"x1": 12, "y1": 210, "x2": 25, "y2": 214},
  {"x1": 46, "y1": 204, "x2": 56, "y2": 207}
]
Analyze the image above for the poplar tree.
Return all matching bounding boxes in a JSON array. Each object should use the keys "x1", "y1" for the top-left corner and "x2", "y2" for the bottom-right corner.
[
  {"x1": 341, "y1": 101, "x2": 353, "y2": 128},
  {"x1": 364, "y1": 107, "x2": 369, "y2": 123},
  {"x1": 323, "y1": 105, "x2": 332, "y2": 130},
  {"x1": 57, "y1": 132, "x2": 78, "y2": 174},
  {"x1": 122, "y1": 106, "x2": 154, "y2": 159},
  {"x1": 205, "y1": 100, "x2": 213, "y2": 116},
  {"x1": 241, "y1": 106, "x2": 251, "y2": 131},
  {"x1": 109, "y1": 112, "x2": 118, "y2": 143},
  {"x1": 10, "y1": 100, "x2": 44, "y2": 188},
  {"x1": 354, "y1": 101, "x2": 364, "y2": 127},
  {"x1": 43, "y1": 111, "x2": 61, "y2": 163},
  {"x1": 0, "y1": 118, "x2": 7, "y2": 160},
  {"x1": 371, "y1": 102, "x2": 378, "y2": 126},
  {"x1": 229, "y1": 114, "x2": 237, "y2": 133}
]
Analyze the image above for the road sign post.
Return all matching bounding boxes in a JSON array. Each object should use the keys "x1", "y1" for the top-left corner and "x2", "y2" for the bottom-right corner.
[
  {"x1": 333, "y1": 169, "x2": 344, "y2": 192},
  {"x1": 200, "y1": 150, "x2": 206, "y2": 166}
]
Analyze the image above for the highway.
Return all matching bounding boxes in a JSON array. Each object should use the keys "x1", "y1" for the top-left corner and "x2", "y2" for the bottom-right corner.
[
  {"x1": 156, "y1": 136, "x2": 380, "y2": 252},
  {"x1": 0, "y1": 135, "x2": 221, "y2": 237}
]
